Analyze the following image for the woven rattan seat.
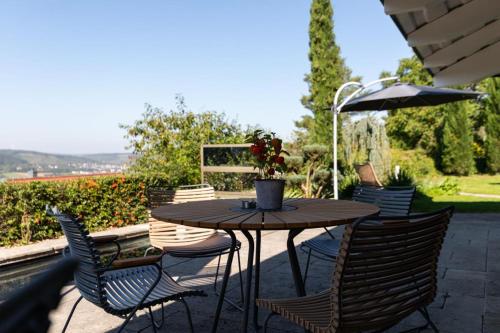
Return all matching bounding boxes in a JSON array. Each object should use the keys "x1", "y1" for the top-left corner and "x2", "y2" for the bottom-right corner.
[
  {"x1": 258, "y1": 207, "x2": 453, "y2": 333},
  {"x1": 258, "y1": 290, "x2": 332, "y2": 332},
  {"x1": 257, "y1": 207, "x2": 453, "y2": 333},
  {"x1": 162, "y1": 232, "x2": 241, "y2": 257}
]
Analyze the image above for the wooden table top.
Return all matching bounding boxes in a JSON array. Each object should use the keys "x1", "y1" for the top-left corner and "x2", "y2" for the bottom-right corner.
[{"x1": 151, "y1": 198, "x2": 380, "y2": 230}]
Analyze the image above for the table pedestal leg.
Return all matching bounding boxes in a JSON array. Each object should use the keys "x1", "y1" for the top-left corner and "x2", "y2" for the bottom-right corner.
[
  {"x1": 211, "y1": 229, "x2": 237, "y2": 333},
  {"x1": 253, "y1": 230, "x2": 261, "y2": 331},
  {"x1": 241, "y1": 230, "x2": 254, "y2": 333},
  {"x1": 287, "y1": 228, "x2": 306, "y2": 297}
]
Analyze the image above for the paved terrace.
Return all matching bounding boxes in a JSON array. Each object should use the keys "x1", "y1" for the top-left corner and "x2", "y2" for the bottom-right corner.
[{"x1": 48, "y1": 213, "x2": 500, "y2": 333}]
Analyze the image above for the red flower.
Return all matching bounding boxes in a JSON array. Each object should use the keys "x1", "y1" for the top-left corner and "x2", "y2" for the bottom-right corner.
[
  {"x1": 276, "y1": 156, "x2": 285, "y2": 165},
  {"x1": 271, "y1": 138, "x2": 281, "y2": 147},
  {"x1": 267, "y1": 168, "x2": 275, "y2": 175},
  {"x1": 250, "y1": 145, "x2": 262, "y2": 155},
  {"x1": 258, "y1": 154, "x2": 267, "y2": 161}
]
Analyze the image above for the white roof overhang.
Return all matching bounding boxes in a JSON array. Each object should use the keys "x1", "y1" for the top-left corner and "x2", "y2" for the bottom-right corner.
[{"x1": 381, "y1": 0, "x2": 500, "y2": 87}]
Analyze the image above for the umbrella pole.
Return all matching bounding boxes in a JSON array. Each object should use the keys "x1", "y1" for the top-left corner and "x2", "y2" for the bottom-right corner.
[
  {"x1": 333, "y1": 110, "x2": 338, "y2": 200},
  {"x1": 331, "y1": 77, "x2": 399, "y2": 200}
]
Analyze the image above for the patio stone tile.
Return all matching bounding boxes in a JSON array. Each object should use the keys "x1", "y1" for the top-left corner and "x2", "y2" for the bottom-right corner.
[
  {"x1": 447, "y1": 244, "x2": 487, "y2": 271},
  {"x1": 417, "y1": 295, "x2": 483, "y2": 333},
  {"x1": 487, "y1": 259, "x2": 500, "y2": 273},
  {"x1": 484, "y1": 313, "x2": 500, "y2": 333},
  {"x1": 486, "y1": 296, "x2": 500, "y2": 315},
  {"x1": 486, "y1": 272, "x2": 500, "y2": 297},
  {"x1": 439, "y1": 268, "x2": 486, "y2": 297}
]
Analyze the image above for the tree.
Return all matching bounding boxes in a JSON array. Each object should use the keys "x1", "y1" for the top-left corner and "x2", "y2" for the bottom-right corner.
[
  {"x1": 342, "y1": 116, "x2": 391, "y2": 179},
  {"x1": 121, "y1": 96, "x2": 247, "y2": 186},
  {"x1": 483, "y1": 78, "x2": 500, "y2": 173},
  {"x1": 440, "y1": 102, "x2": 475, "y2": 175},
  {"x1": 382, "y1": 56, "x2": 444, "y2": 156},
  {"x1": 286, "y1": 145, "x2": 331, "y2": 198},
  {"x1": 298, "y1": 0, "x2": 351, "y2": 149}
]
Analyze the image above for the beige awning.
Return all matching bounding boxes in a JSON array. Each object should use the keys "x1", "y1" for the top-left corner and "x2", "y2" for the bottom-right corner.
[{"x1": 382, "y1": 0, "x2": 500, "y2": 87}]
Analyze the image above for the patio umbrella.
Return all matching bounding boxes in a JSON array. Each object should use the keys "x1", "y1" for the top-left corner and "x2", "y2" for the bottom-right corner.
[
  {"x1": 331, "y1": 80, "x2": 482, "y2": 199},
  {"x1": 340, "y1": 83, "x2": 482, "y2": 112}
]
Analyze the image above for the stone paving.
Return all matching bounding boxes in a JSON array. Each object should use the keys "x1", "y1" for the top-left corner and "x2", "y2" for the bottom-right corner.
[{"x1": 47, "y1": 213, "x2": 500, "y2": 333}]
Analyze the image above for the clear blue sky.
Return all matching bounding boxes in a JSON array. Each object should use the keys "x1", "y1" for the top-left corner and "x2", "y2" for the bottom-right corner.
[{"x1": 0, "y1": 1, "x2": 412, "y2": 154}]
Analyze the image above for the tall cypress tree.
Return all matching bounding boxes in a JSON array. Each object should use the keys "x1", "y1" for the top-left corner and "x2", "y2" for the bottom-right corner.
[
  {"x1": 483, "y1": 78, "x2": 500, "y2": 173},
  {"x1": 440, "y1": 102, "x2": 475, "y2": 175},
  {"x1": 299, "y1": 0, "x2": 350, "y2": 149}
]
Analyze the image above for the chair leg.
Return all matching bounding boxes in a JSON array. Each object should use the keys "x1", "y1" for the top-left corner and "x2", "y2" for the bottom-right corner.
[
  {"x1": 263, "y1": 312, "x2": 278, "y2": 333},
  {"x1": 117, "y1": 306, "x2": 141, "y2": 333},
  {"x1": 144, "y1": 246, "x2": 155, "y2": 257},
  {"x1": 214, "y1": 251, "x2": 222, "y2": 291},
  {"x1": 147, "y1": 303, "x2": 165, "y2": 330},
  {"x1": 62, "y1": 296, "x2": 82, "y2": 333},
  {"x1": 147, "y1": 307, "x2": 158, "y2": 333},
  {"x1": 419, "y1": 307, "x2": 439, "y2": 333},
  {"x1": 180, "y1": 298, "x2": 195, "y2": 333},
  {"x1": 237, "y1": 248, "x2": 244, "y2": 303},
  {"x1": 303, "y1": 248, "x2": 312, "y2": 289}
]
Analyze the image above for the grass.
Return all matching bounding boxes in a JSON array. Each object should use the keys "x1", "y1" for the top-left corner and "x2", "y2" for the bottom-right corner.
[
  {"x1": 413, "y1": 174, "x2": 500, "y2": 213},
  {"x1": 413, "y1": 193, "x2": 500, "y2": 213},
  {"x1": 448, "y1": 174, "x2": 500, "y2": 195}
]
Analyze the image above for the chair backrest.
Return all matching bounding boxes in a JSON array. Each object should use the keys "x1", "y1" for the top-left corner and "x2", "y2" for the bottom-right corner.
[
  {"x1": 147, "y1": 187, "x2": 176, "y2": 208},
  {"x1": 330, "y1": 207, "x2": 453, "y2": 332},
  {"x1": 54, "y1": 214, "x2": 106, "y2": 307},
  {"x1": 0, "y1": 258, "x2": 78, "y2": 333},
  {"x1": 354, "y1": 163, "x2": 383, "y2": 187},
  {"x1": 352, "y1": 185, "x2": 416, "y2": 216},
  {"x1": 148, "y1": 184, "x2": 216, "y2": 249},
  {"x1": 173, "y1": 184, "x2": 216, "y2": 203}
]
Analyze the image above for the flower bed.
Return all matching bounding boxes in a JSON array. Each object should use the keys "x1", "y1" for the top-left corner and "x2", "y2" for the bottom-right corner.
[{"x1": 0, "y1": 176, "x2": 150, "y2": 247}]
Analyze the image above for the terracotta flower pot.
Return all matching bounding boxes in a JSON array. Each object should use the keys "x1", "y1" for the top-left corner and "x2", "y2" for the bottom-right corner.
[{"x1": 254, "y1": 179, "x2": 285, "y2": 210}]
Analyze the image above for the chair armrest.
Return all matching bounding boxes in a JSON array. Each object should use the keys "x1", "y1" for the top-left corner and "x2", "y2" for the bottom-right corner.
[
  {"x1": 111, "y1": 255, "x2": 162, "y2": 269},
  {"x1": 91, "y1": 235, "x2": 119, "y2": 244}
]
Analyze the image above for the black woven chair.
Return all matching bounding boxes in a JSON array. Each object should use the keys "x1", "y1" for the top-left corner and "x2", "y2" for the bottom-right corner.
[
  {"x1": 0, "y1": 258, "x2": 78, "y2": 333},
  {"x1": 258, "y1": 207, "x2": 453, "y2": 333},
  {"x1": 49, "y1": 209, "x2": 206, "y2": 333},
  {"x1": 300, "y1": 185, "x2": 416, "y2": 287}
]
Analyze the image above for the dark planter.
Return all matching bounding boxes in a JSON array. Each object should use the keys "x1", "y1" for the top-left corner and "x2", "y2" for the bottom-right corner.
[{"x1": 254, "y1": 179, "x2": 285, "y2": 210}]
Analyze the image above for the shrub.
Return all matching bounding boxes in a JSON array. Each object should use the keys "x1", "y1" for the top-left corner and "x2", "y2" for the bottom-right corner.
[
  {"x1": 385, "y1": 169, "x2": 416, "y2": 187},
  {"x1": 0, "y1": 175, "x2": 150, "y2": 247},
  {"x1": 419, "y1": 177, "x2": 460, "y2": 196},
  {"x1": 391, "y1": 148, "x2": 438, "y2": 178}
]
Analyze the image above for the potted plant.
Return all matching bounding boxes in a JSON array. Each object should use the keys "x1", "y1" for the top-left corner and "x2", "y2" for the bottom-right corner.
[{"x1": 246, "y1": 130, "x2": 288, "y2": 210}]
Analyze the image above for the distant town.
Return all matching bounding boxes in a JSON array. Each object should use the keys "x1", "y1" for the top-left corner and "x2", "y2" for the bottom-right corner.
[{"x1": 0, "y1": 149, "x2": 131, "y2": 181}]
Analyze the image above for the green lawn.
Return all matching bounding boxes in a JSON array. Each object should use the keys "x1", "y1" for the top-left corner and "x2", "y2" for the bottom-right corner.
[
  {"x1": 413, "y1": 194, "x2": 500, "y2": 213},
  {"x1": 414, "y1": 174, "x2": 500, "y2": 213},
  {"x1": 448, "y1": 174, "x2": 500, "y2": 195}
]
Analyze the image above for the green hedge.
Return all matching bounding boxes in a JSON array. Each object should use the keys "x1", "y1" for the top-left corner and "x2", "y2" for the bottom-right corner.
[{"x1": 0, "y1": 176, "x2": 149, "y2": 247}]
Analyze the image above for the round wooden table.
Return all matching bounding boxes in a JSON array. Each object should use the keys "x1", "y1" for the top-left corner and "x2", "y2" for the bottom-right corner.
[{"x1": 152, "y1": 198, "x2": 379, "y2": 333}]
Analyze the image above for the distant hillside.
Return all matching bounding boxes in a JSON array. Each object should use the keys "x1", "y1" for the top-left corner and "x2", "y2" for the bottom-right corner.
[
  {"x1": 0, "y1": 149, "x2": 131, "y2": 173},
  {"x1": 81, "y1": 153, "x2": 131, "y2": 164}
]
